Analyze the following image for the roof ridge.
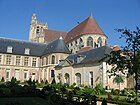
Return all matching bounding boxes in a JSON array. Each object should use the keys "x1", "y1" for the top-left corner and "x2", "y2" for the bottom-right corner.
[{"x1": 0, "y1": 37, "x2": 47, "y2": 46}]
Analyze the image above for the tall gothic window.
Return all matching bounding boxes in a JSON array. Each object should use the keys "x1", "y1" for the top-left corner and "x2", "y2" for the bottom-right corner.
[
  {"x1": 87, "y1": 37, "x2": 93, "y2": 47},
  {"x1": 97, "y1": 37, "x2": 102, "y2": 47},
  {"x1": 51, "y1": 55, "x2": 55, "y2": 64},
  {"x1": 90, "y1": 72, "x2": 93, "y2": 86},
  {"x1": 75, "y1": 73, "x2": 81, "y2": 86},
  {"x1": 65, "y1": 73, "x2": 70, "y2": 85},
  {"x1": 79, "y1": 38, "x2": 84, "y2": 49}
]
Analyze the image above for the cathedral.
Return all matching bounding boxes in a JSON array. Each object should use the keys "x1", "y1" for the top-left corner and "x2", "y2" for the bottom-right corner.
[{"x1": 0, "y1": 13, "x2": 130, "y2": 89}]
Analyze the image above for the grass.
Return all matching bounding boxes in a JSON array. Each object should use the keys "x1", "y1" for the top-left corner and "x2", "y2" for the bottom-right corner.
[
  {"x1": 98, "y1": 95, "x2": 140, "y2": 105},
  {"x1": 0, "y1": 97, "x2": 50, "y2": 105}
]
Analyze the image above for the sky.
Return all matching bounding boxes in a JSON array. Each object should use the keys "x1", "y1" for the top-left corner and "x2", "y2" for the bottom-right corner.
[{"x1": 0, "y1": 0, "x2": 140, "y2": 47}]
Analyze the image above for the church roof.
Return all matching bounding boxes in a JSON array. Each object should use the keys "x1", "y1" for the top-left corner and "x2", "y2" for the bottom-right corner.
[
  {"x1": 0, "y1": 37, "x2": 70, "y2": 56},
  {"x1": 65, "y1": 16, "x2": 106, "y2": 42},
  {"x1": 44, "y1": 29, "x2": 67, "y2": 43}
]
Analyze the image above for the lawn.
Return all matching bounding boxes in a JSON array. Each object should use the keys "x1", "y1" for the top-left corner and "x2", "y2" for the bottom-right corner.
[{"x1": 0, "y1": 97, "x2": 49, "y2": 105}]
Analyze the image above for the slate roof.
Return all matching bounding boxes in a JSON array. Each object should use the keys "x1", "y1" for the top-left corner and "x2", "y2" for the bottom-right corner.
[
  {"x1": 44, "y1": 29, "x2": 67, "y2": 43},
  {"x1": 65, "y1": 16, "x2": 106, "y2": 42},
  {"x1": 0, "y1": 37, "x2": 70, "y2": 56},
  {"x1": 56, "y1": 45, "x2": 112, "y2": 67},
  {"x1": 43, "y1": 37, "x2": 71, "y2": 55}
]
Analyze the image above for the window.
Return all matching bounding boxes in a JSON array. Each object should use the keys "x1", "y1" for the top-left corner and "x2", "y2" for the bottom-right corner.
[
  {"x1": 77, "y1": 55, "x2": 85, "y2": 63},
  {"x1": 79, "y1": 38, "x2": 84, "y2": 49},
  {"x1": 16, "y1": 56, "x2": 21, "y2": 65},
  {"x1": 24, "y1": 70, "x2": 28, "y2": 80},
  {"x1": 46, "y1": 57, "x2": 48, "y2": 65},
  {"x1": 90, "y1": 72, "x2": 93, "y2": 86},
  {"x1": 105, "y1": 39, "x2": 107, "y2": 45},
  {"x1": 75, "y1": 73, "x2": 81, "y2": 86},
  {"x1": 6, "y1": 55, "x2": 11, "y2": 65},
  {"x1": 32, "y1": 58, "x2": 37, "y2": 67},
  {"x1": 15, "y1": 69, "x2": 19, "y2": 80},
  {"x1": 24, "y1": 57, "x2": 29, "y2": 66},
  {"x1": 51, "y1": 70, "x2": 55, "y2": 78},
  {"x1": 7, "y1": 46, "x2": 13, "y2": 53},
  {"x1": 51, "y1": 55, "x2": 55, "y2": 64},
  {"x1": 97, "y1": 37, "x2": 102, "y2": 47},
  {"x1": 87, "y1": 37, "x2": 93, "y2": 47},
  {"x1": 36, "y1": 26, "x2": 40, "y2": 34},
  {"x1": 6, "y1": 69, "x2": 10, "y2": 79},
  {"x1": 0, "y1": 55, "x2": 2, "y2": 64},
  {"x1": 24, "y1": 48, "x2": 30, "y2": 55},
  {"x1": 65, "y1": 73, "x2": 70, "y2": 85}
]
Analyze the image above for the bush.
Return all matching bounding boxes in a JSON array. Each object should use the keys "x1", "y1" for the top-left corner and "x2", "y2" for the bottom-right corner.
[
  {"x1": 102, "y1": 98, "x2": 107, "y2": 105},
  {"x1": 112, "y1": 89, "x2": 120, "y2": 95},
  {"x1": 107, "y1": 94, "x2": 112, "y2": 100},
  {"x1": 1, "y1": 77, "x2": 5, "y2": 82}
]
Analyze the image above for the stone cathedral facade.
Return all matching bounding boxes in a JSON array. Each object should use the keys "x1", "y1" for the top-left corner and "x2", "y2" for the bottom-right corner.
[{"x1": 0, "y1": 13, "x2": 131, "y2": 89}]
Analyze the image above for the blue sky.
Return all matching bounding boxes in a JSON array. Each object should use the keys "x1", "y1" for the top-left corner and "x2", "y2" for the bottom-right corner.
[{"x1": 0, "y1": 0, "x2": 139, "y2": 47}]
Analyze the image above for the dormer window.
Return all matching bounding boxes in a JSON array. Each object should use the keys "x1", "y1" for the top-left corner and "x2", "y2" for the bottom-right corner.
[
  {"x1": 77, "y1": 55, "x2": 85, "y2": 63},
  {"x1": 7, "y1": 46, "x2": 13, "y2": 53},
  {"x1": 24, "y1": 48, "x2": 30, "y2": 55}
]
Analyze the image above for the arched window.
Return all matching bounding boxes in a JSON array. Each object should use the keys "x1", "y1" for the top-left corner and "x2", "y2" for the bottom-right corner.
[
  {"x1": 75, "y1": 73, "x2": 81, "y2": 86},
  {"x1": 79, "y1": 38, "x2": 84, "y2": 49},
  {"x1": 51, "y1": 70, "x2": 55, "y2": 78},
  {"x1": 105, "y1": 39, "x2": 107, "y2": 45},
  {"x1": 65, "y1": 73, "x2": 70, "y2": 85},
  {"x1": 51, "y1": 55, "x2": 55, "y2": 64},
  {"x1": 46, "y1": 57, "x2": 48, "y2": 65},
  {"x1": 87, "y1": 37, "x2": 93, "y2": 47},
  {"x1": 97, "y1": 37, "x2": 102, "y2": 47},
  {"x1": 90, "y1": 72, "x2": 93, "y2": 87}
]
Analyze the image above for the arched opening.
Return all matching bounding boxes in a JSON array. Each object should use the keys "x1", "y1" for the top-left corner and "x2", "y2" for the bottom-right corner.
[
  {"x1": 51, "y1": 70, "x2": 55, "y2": 78},
  {"x1": 75, "y1": 73, "x2": 81, "y2": 86},
  {"x1": 90, "y1": 72, "x2": 93, "y2": 87},
  {"x1": 105, "y1": 39, "x2": 107, "y2": 45},
  {"x1": 51, "y1": 55, "x2": 55, "y2": 64},
  {"x1": 79, "y1": 38, "x2": 84, "y2": 49},
  {"x1": 87, "y1": 37, "x2": 93, "y2": 47},
  {"x1": 64, "y1": 73, "x2": 70, "y2": 85},
  {"x1": 97, "y1": 37, "x2": 102, "y2": 47}
]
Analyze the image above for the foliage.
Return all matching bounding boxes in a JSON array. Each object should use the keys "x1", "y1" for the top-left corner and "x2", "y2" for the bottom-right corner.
[
  {"x1": 102, "y1": 98, "x2": 107, "y2": 105},
  {"x1": 1, "y1": 77, "x2": 5, "y2": 82},
  {"x1": 111, "y1": 89, "x2": 120, "y2": 95},
  {"x1": 106, "y1": 27, "x2": 140, "y2": 104},
  {"x1": 113, "y1": 75, "x2": 124, "y2": 85},
  {"x1": 94, "y1": 84, "x2": 106, "y2": 95}
]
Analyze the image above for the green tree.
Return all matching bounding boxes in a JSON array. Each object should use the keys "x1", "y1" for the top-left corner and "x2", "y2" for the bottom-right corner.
[
  {"x1": 106, "y1": 27, "x2": 140, "y2": 104},
  {"x1": 113, "y1": 74, "x2": 124, "y2": 90}
]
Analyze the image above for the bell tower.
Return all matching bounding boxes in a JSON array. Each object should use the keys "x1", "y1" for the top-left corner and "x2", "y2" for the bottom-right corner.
[
  {"x1": 29, "y1": 13, "x2": 48, "y2": 43},
  {"x1": 29, "y1": 13, "x2": 37, "y2": 42}
]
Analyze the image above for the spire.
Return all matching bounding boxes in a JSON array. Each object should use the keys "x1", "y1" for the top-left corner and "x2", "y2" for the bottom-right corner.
[
  {"x1": 90, "y1": 8, "x2": 93, "y2": 17},
  {"x1": 32, "y1": 13, "x2": 37, "y2": 20}
]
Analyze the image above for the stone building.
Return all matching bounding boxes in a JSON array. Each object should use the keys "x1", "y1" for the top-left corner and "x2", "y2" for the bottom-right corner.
[{"x1": 0, "y1": 13, "x2": 130, "y2": 89}]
